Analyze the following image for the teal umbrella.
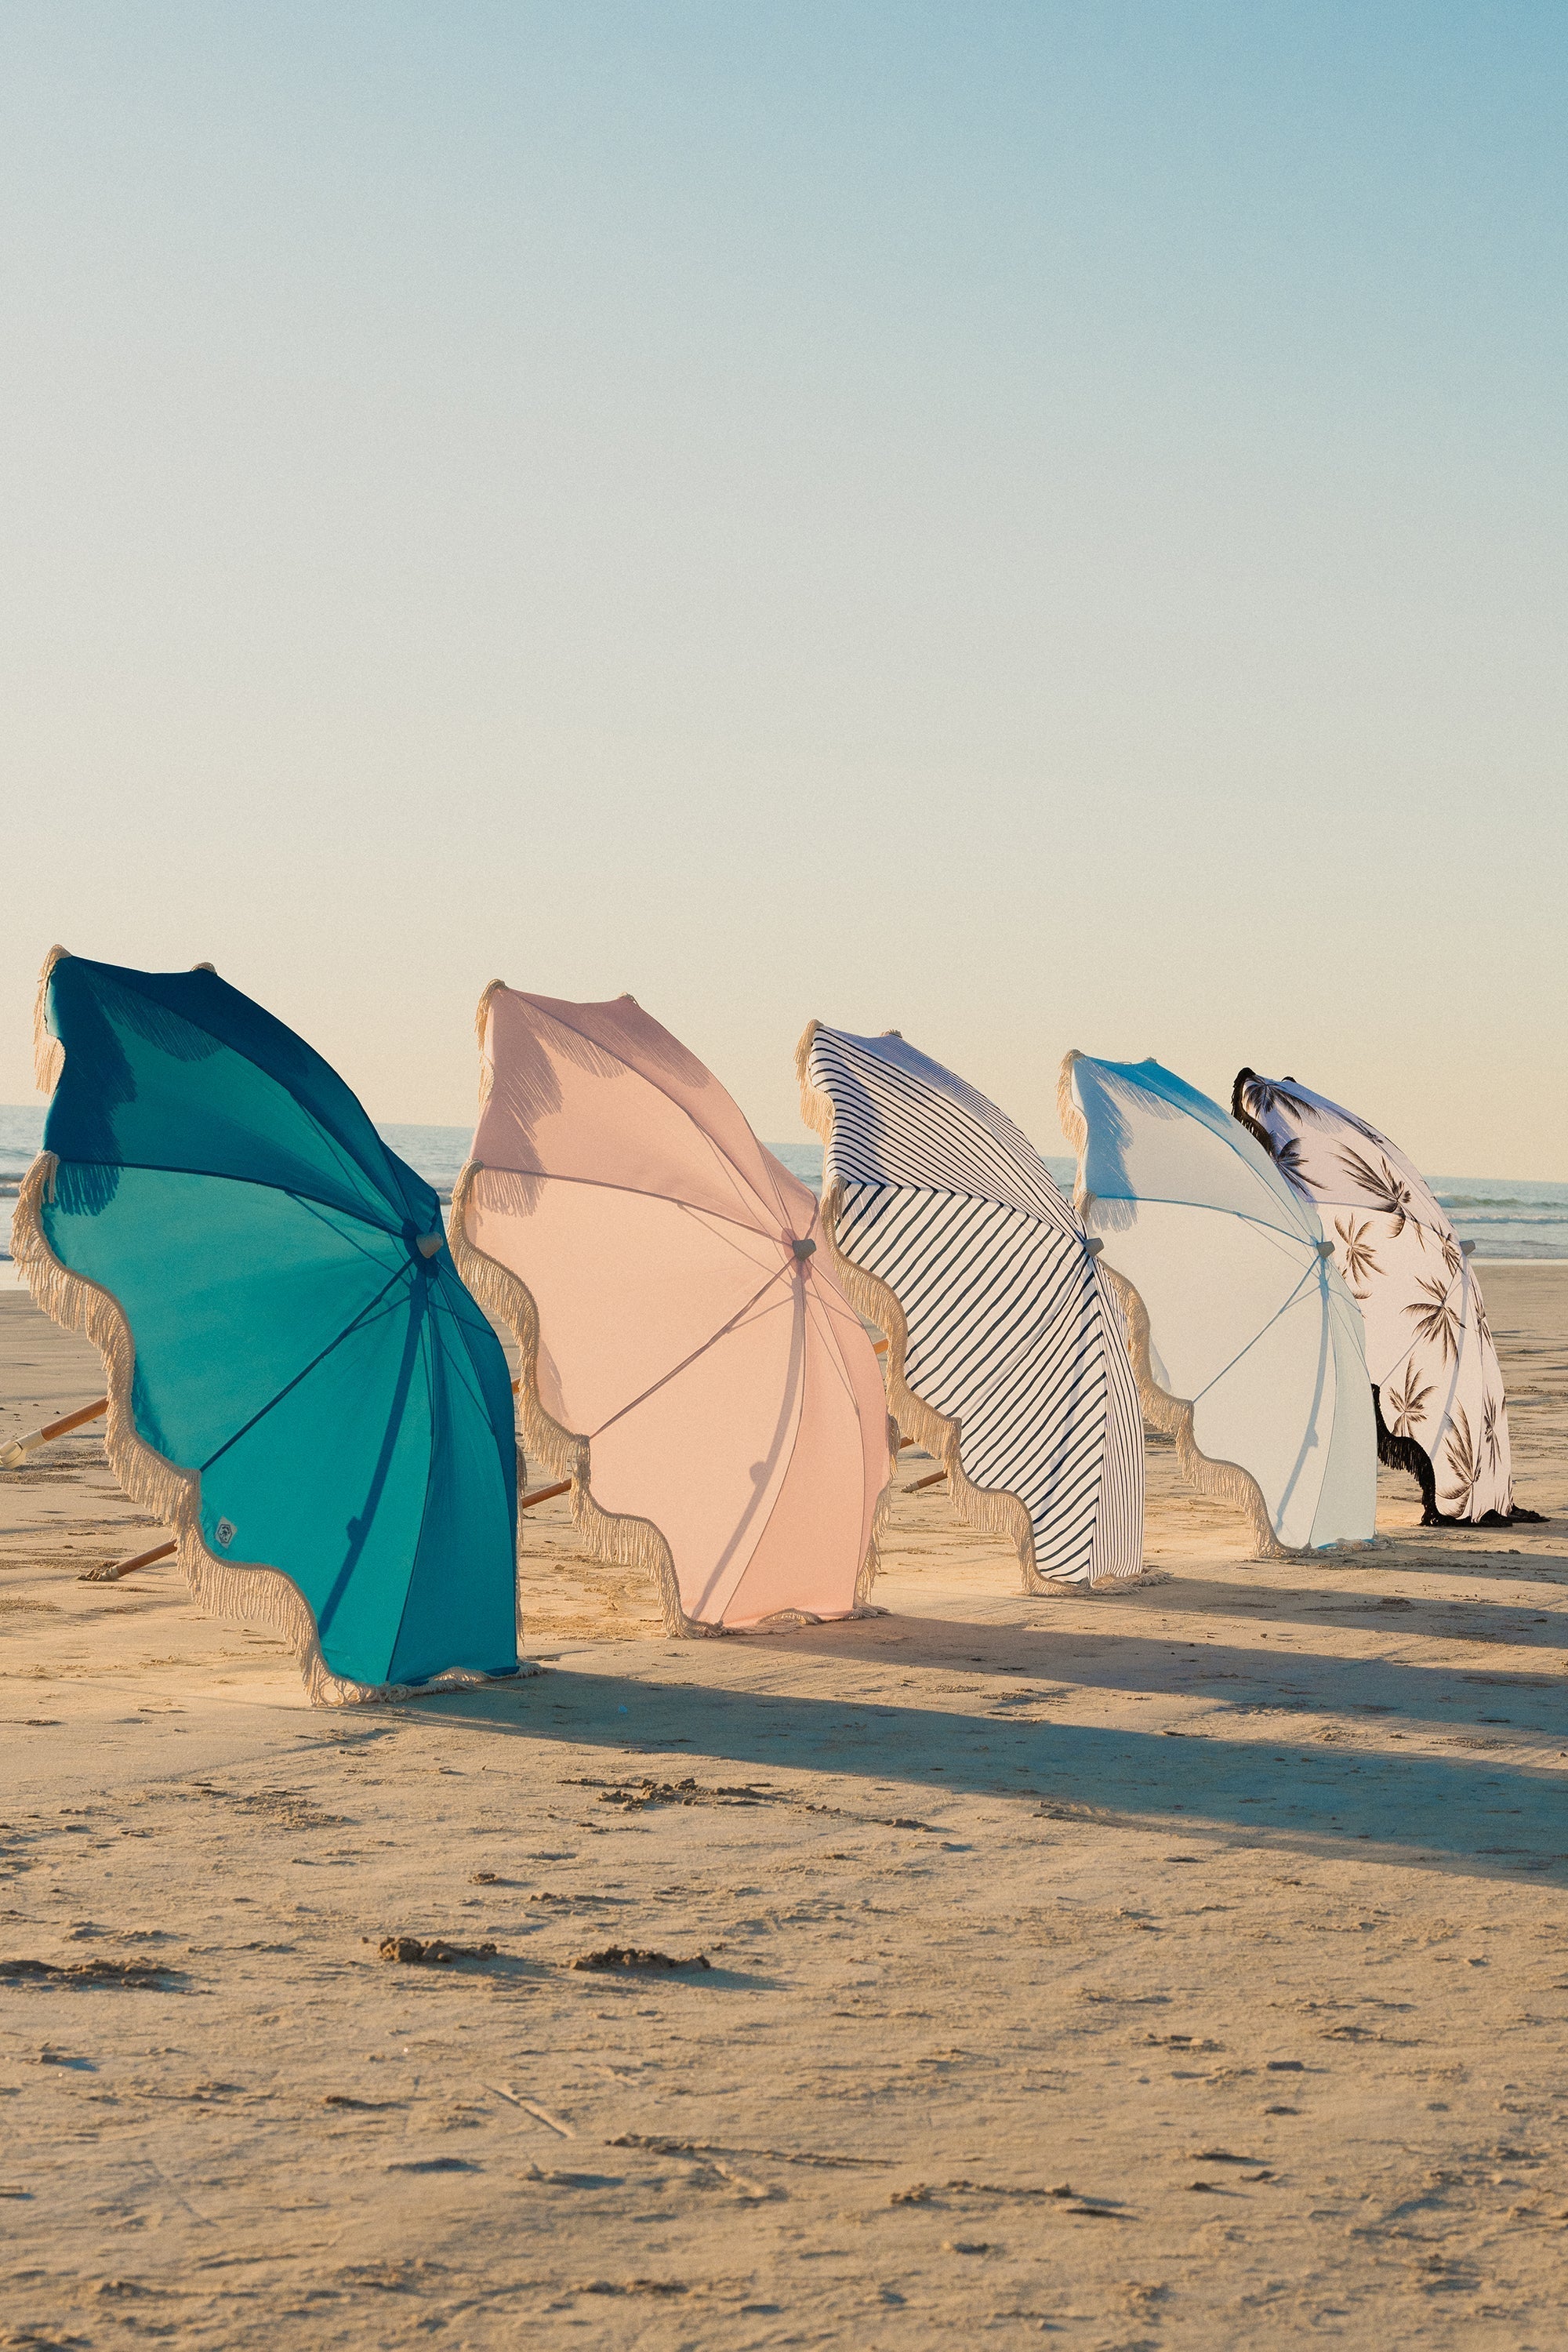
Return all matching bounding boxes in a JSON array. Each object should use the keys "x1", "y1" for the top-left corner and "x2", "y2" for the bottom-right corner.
[{"x1": 12, "y1": 949, "x2": 520, "y2": 1703}]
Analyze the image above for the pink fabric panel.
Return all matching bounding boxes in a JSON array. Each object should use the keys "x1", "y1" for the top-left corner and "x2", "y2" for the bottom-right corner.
[
  {"x1": 526, "y1": 994, "x2": 809, "y2": 1238},
  {"x1": 590, "y1": 1283, "x2": 807, "y2": 1622},
  {"x1": 468, "y1": 1174, "x2": 781, "y2": 1440},
  {"x1": 718, "y1": 1287, "x2": 877, "y2": 1624},
  {"x1": 469, "y1": 989, "x2": 889, "y2": 1626},
  {"x1": 811, "y1": 1270, "x2": 894, "y2": 1566},
  {"x1": 475, "y1": 993, "x2": 806, "y2": 1237}
]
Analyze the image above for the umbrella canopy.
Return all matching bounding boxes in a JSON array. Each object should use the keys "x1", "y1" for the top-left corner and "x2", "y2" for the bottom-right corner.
[
  {"x1": 450, "y1": 988, "x2": 891, "y2": 1632},
  {"x1": 11, "y1": 949, "x2": 521, "y2": 1703},
  {"x1": 1232, "y1": 1069, "x2": 1534, "y2": 1526},
  {"x1": 1060, "y1": 1052, "x2": 1375, "y2": 1555},
  {"x1": 798, "y1": 1022, "x2": 1145, "y2": 1587}
]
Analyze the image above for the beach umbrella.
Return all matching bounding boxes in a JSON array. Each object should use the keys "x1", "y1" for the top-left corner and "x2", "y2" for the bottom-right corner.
[
  {"x1": 10, "y1": 948, "x2": 521, "y2": 1702},
  {"x1": 449, "y1": 987, "x2": 891, "y2": 1633},
  {"x1": 1059, "y1": 1052, "x2": 1375, "y2": 1555},
  {"x1": 1232, "y1": 1069, "x2": 1542, "y2": 1526},
  {"x1": 797, "y1": 1022, "x2": 1146, "y2": 1588}
]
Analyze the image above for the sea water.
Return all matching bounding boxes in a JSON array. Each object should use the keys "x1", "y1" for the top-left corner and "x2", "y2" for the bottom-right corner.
[{"x1": 3, "y1": 1105, "x2": 1566, "y2": 1273}]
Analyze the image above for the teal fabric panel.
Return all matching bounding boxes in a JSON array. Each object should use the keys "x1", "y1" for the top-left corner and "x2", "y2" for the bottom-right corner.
[
  {"x1": 38, "y1": 956, "x2": 518, "y2": 1691},
  {"x1": 387, "y1": 1275, "x2": 521, "y2": 1686}
]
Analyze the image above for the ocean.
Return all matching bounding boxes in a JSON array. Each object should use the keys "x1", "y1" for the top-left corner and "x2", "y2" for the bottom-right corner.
[{"x1": 3, "y1": 1107, "x2": 1566, "y2": 1276}]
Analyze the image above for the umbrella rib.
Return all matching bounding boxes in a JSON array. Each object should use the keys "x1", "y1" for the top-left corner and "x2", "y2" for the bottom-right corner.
[
  {"x1": 376, "y1": 1308, "x2": 442, "y2": 1675},
  {"x1": 1088, "y1": 1195, "x2": 1316, "y2": 1248},
  {"x1": 63, "y1": 981, "x2": 430, "y2": 1221},
  {"x1": 426, "y1": 1265, "x2": 514, "y2": 1431},
  {"x1": 198, "y1": 1261, "x2": 418, "y2": 1474},
  {"x1": 287, "y1": 1103, "x2": 418, "y2": 1225},
  {"x1": 1186, "y1": 1260, "x2": 1323, "y2": 1409},
  {"x1": 49, "y1": 1156, "x2": 413, "y2": 1238},
  {"x1": 691, "y1": 1272, "x2": 812, "y2": 1620},
  {"x1": 586, "y1": 1262, "x2": 795, "y2": 1444},
  {"x1": 473, "y1": 1164, "x2": 793, "y2": 1244},
  {"x1": 661, "y1": 1196, "x2": 799, "y2": 1273},
  {"x1": 798, "y1": 1286, "x2": 860, "y2": 1415},
  {"x1": 522, "y1": 1003, "x2": 786, "y2": 1232},
  {"x1": 318, "y1": 1272, "x2": 431, "y2": 1638},
  {"x1": 848, "y1": 1177, "x2": 1080, "y2": 1245},
  {"x1": 1106, "y1": 1065, "x2": 1315, "y2": 1214},
  {"x1": 822, "y1": 1033, "x2": 1062, "y2": 1221},
  {"x1": 801, "y1": 1279, "x2": 895, "y2": 1487},
  {"x1": 288, "y1": 1188, "x2": 418, "y2": 1271}
]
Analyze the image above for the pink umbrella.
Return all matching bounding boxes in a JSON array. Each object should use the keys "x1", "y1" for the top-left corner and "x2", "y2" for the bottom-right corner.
[{"x1": 450, "y1": 989, "x2": 892, "y2": 1634}]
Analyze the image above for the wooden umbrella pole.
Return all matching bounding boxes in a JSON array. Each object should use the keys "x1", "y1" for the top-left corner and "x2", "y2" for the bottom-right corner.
[
  {"x1": 79, "y1": 1538, "x2": 176, "y2": 1585},
  {"x1": 903, "y1": 1467, "x2": 949, "y2": 1494},
  {"x1": 42, "y1": 1397, "x2": 110, "y2": 1439},
  {"x1": 505, "y1": 1381, "x2": 572, "y2": 1508},
  {"x1": 1, "y1": 1396, "x2": 109, "y2": 1471},
  {"x1": 520, "y1": 1479, "x2": 572, "y2": 1512}
]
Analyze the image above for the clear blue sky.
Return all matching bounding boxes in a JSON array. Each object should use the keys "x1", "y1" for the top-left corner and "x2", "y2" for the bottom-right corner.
[{"x1": 4, "y1": 3, "x2": 1563, "y2": 1171}]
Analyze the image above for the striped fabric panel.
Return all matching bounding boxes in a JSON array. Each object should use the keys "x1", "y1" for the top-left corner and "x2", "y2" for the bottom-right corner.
[
  {"x1": 1088, "y1": 1275, "x2": 1143, "y2": 1581},
  {"x1": 811, "y1": 1028, "x2": 1143, "y2": 1582}
]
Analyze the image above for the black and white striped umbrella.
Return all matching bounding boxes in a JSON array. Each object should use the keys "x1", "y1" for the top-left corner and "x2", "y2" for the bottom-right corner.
[{"x1": 799, "y1": 1022, "x2": 1145, "y2": 1588}]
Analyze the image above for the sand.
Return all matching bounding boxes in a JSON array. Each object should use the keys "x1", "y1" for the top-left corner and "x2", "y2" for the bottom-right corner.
[{"x1": 2, "y1": 1265, "x2": 1566, "y2": 2349}]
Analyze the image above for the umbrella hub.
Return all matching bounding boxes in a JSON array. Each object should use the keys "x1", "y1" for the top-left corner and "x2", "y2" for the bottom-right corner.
[{"x1": 790, "y1": 1236, "x2": 817, "y2": 1262}]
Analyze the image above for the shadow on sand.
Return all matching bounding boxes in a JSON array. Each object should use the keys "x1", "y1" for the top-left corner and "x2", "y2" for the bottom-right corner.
[{"x1": 411, "y1": 1614, "x2": 1568, "y2": 1889}]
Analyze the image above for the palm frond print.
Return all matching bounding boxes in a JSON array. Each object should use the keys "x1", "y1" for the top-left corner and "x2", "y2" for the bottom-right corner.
[
  {"x1": 1441, "y1": 1406, "x2": 1479, "y2": 1516},
  {"x1": 1338, "y1": 1145, "x2": 1417, "y2": 1240},
  {"x1": 1385, "y1": 1369, "x2": 1434, "y2": 1436},
  {"x1": 1334, "y1": 1215, "x2": 1380, "y2": 1295},
  {"x1": 1471, "y1": 1281, "x2": 1492, "y2": 1346},
  {"x1": 1440, "y1": 1232, "x2": 1462, "y2": 1282},
  {"x1": 1406, "y1": 1276, "x2": 1461, "y2": 1365},
  {"x1": 1483, "y1": 1391, "x2": 1504, "y2": 1475},
  {"x1": 1243, "y1": 1078, "x2": 1313, "y2": 1124},
  {"x1": 1272, "y1": 1134, "x2": 1317, "y2": 1192},
  {"x1": 1243, "y1": 1078, "x2": 1385, "y2": 1143}
]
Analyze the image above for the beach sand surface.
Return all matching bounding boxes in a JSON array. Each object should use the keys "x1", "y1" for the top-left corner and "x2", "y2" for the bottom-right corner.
[{"x1": 2, "y1": 1269, "x2": 1566, "y2": 2347}]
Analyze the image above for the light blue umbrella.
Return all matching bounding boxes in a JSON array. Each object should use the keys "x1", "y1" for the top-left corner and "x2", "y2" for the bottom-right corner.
[
  {"x1": 12, "y1": 949, "x2": 520, "y2": 1701},
  {"x1": 1060, "y1": 1051, "x2": 1375, "y2": 1555}
]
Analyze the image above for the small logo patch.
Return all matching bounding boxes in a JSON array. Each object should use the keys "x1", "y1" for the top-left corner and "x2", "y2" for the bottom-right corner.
[{"x1": 215, "y1": 1518, "x2": 236, "y2": 1548}]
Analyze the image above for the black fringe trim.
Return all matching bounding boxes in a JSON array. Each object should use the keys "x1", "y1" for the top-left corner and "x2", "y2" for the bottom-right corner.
[
  {"x1": 1229, "y1": 1067, "x2": 1276, "y2": 1155},
  {"x1": 1371, "y1": 1381, "x2": 1440, "y2": 1515},
  {"x1": 1370, "y1": 1385, "x2": 1549, "y2": 1526}
]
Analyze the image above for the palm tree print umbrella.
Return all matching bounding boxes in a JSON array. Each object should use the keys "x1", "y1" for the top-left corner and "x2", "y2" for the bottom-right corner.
[{"x1": 1232, "y1": 1068, "x2": 1541, "y2": 1527}]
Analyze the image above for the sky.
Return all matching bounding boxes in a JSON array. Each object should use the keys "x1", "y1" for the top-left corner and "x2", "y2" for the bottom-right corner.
[{"x1": 2, "y1": 2, "x2": 1564, "y2": 1173}]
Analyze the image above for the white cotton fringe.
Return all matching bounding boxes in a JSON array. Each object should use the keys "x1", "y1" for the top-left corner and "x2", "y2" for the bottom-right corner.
[
  {"x1": 473, "y1": 978, "x2": 506, "y2": 1072},
  {"x1": 448, "y1": 1160, "x2": 713, "y2": 1641},
  {"x1": 34, "y1": 945, "x2": 71, "y2": 1094},
  {"x1": 9, "y1": 1154, "x2": 508, "y2": 1707},
  {"x1": 797, "y1": 1022, "x2": 1049, "y2": 1594},
  {"x1": 1058, "y1": 1052, "x2": 1285, "y2": 1563},
  {"x1": 853, "y1": 1425, "x2": 898, "y2": 1610}
]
